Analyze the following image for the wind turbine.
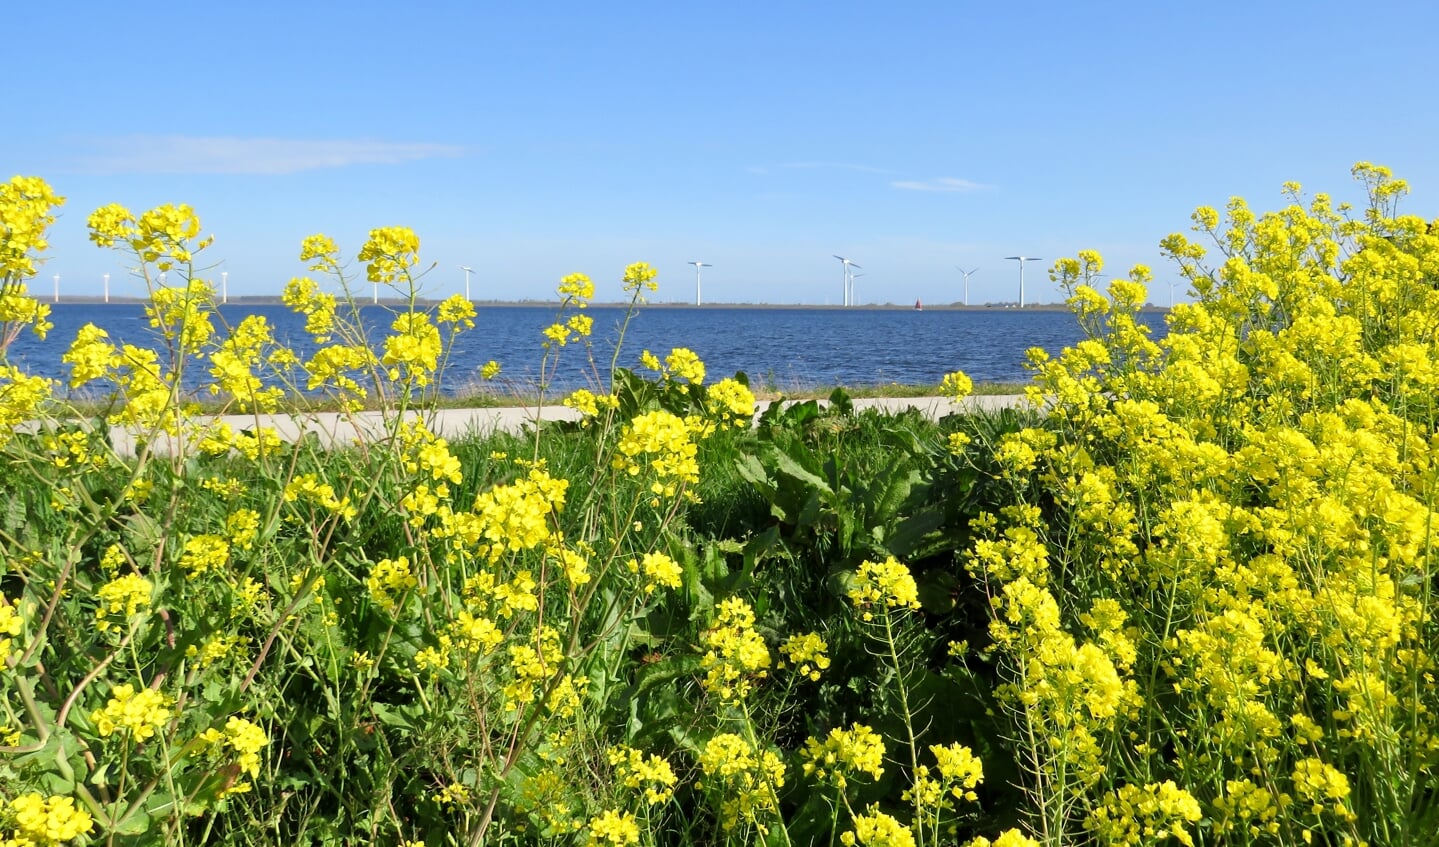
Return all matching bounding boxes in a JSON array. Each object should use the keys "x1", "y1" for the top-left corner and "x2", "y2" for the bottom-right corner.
[
  {"x1": 1004, "y1": 256, "x2": 1042, "y2": 308},
  {"x1": 53, "y1": 274, "x2": 60, "y2": 303},
  {"x1": 103, "y1": 273, "x2": 110, "y2": 304},
  {"x1": 221, "y1": 271, "x2": 228, "y2": 304},
  {"x1": 460, "y1": 265, "x2": 474, "y2": 301},
  {"x1": 687, "y1": 261, "x2": 712, "y2": 306},
  {"x1": 833, "y1": 255, "x2": 861, "y2": 306},
  {"x1": 956, "y1": 266, "x2": 979, "y2": 306}
]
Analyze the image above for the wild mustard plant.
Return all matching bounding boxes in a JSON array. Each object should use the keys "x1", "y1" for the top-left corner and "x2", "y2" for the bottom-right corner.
[{"x1": 965, "y1": 163, "x2": 1439, "y2": 846}]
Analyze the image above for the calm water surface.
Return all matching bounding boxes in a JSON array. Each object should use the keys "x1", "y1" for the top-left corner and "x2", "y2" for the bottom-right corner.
[{"x1": 6, "y1": 304, "x2": 1168, "y2": 395}]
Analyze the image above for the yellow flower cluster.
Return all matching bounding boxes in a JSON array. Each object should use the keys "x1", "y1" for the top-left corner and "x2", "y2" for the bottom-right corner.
[
  {"x1": 563, "y1": 387, "x2": 618, "y2": 419},
  {"x1": 706, "y1": 376, "x2": 757, "y2": 428},
  {"x1": 964, "y1": 830, "x2": 1040, "y2": 847},
  {"x1": 940, "y1": 370, "x2": 973, "y2": 400},
  {"x1": 699, "y1": 597, "x2": 771, "y2": 702},
  {"x1": 1084, "y1": 781, "x2": 1203, "y2": 847},
  {"x1": 802, "y1": 723, "x2": 886, "y2": 788},
  {"x1": 842, "y1": 807, "x2": 917, "y2": 847},
  {"x1": 383, "y1": 312, "x2": 442, "y2": 384},
  {"x1": 628, "y1": 551, "x2": 683, "y2": 594},
  {"x1": 0, "y1": 595, "x2": 22, "y2": 664},
  {"x1": 94, "y1": 573, "x2": 152, "y2": 632},
  {"x1": 607, "y1": 745, "x2": 678, "y2": 805},
  {"x1": 621, "y1": 261, "x2": 659, "y2": 295},
  {"x1": 696, "y1": 732, "x2": 786, "y2": 831},
  {"x1": 1, "y1": 175, "x2": 64, "y2": 278},
  {"x1": 5, "y1": 793, "x2": 93, "y2": 845},
  {"x1": 208, "y1": 314, "x2": 284, "y2": 411},
  {"x1": 0, "y1": 368, "x2": 53, "y2": 447},
  {"x1": 904, "y1": 742, "x2": 985, "y2": 809},
  {"x1": 90, "y1": 683, "x2": 172, "y2": 741},
  {"x1": 283, "y1": 474, "x2": 357, "y2": 521},
  {"x1": 778, "y1": 631, "x2": 830, "y2": 681},
  {"x1": 357, "y1": 226, "x2": 420, "y2": 284},
  {"x1": 614, "y1": 409, "x2": 700, "y2": 499},
  {"x1": 586, "y1": 809, "x2": 641, "y2": 845},
  {"x1": 147, "y1": 278, "x2": 216, "y2": 354},
  {"x1": 847, "y1": 557, "x2": 922, "y2": 618},
  {"x1": 460, "y1": 466, "x2": 568, "y2": 562},
  {"x1": 196, "y1": 716, "x2": 268, "y2": 795},
  {"x1": 179, "y1": 534, "x2": 231, "y2": 577},
  {"x1": 367, "y1": 556, "x2": 418, "y2": 614}
]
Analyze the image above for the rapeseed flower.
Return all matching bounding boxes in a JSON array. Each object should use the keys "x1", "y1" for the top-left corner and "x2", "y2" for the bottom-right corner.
[
  {"x1": 629, "y1": 551, "x2": 682, "y2": 593},
  {"x1": 778, "y1": 631, "x2": 830, "y2": 681},
  {"x1": 699, "y1": 597, "x2": 770, "y2": 702},
  {"x1": 587, "y1": 809, "x2": 641, "y2": 845},
  {"x1": 842, "y1": 807, "x2": 916, "y2": 847},
  {"x1": 848, "y1": 557, "x2": 921, "y2": 617},
  {"x1": 94, "y1": 573, "x2": 152, "y2": 632},
  {"x1": 91, "y1": 683, "x2": 172, "y2": 741},
  {"x1": 802, "y1": 723, "x2": 885, "y2": 788},
  {"x1": 7, "y1": 793, "x2": 94, "y2": 844},
  {"x1": 608, "y1": 745, "x2": 678, "y2": 805},
  {"x1": 696, "y1": 733, "x2": 785, "y2": 831}
]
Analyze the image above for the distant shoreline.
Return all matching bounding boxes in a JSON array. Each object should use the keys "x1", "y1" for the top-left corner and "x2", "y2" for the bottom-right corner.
[{"x1": 34, "y1": 297, "x2": 1173, "y2": 313}]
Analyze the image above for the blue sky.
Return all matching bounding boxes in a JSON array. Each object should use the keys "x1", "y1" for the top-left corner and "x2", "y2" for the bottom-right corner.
[{"x1": 10, "y1": 1, "x2": 1437, "y2": 306}]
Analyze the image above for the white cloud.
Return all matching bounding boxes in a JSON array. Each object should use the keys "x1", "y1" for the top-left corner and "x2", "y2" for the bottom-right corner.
[
  {"x1": 777, "y1": 161, "x2": 889, "y2": 174},
  {"x1": 890, "y1": 177, "x2": 987, "y2": 192},
  {"x1": 79, "y1": 136, "x2": 467, "y2": 175}
]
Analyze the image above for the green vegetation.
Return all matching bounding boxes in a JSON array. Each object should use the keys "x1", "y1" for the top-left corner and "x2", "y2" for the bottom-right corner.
[{"x1": 3, "y1": 163, "x2": 1438, "y2": 847}]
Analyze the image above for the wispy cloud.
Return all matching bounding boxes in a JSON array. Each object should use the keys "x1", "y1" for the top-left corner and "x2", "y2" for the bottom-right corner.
[
  {"x1": 776, "y1": 161, "x2": 890, "y2": 174},
  {"x1": 78, "y1": 136, "x2": 467, "y2": 175},
  {"x1": 890, "y1": 177, "x2": 988, "y2": 192}
]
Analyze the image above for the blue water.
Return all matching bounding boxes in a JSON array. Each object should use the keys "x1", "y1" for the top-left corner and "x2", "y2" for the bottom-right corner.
[{"x1": 4, "y1": 303, "x2": 1168, "y2": 396}]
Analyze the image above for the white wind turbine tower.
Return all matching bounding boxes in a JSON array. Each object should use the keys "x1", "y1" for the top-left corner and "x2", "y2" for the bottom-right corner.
[
  {"x1": 103, "y1": 273, "x2": 110, "y2": 304},
  {"x1": 956, "y1": 266, "x2": 979, "y2": 306},
  {"x1": 687, "y1": 261, "x2": 712, "y2": 306},
  {"x1": 1004, "y1": 256, "x2": 1042, "y2": 308},
  {"x1": 833, "y1": 255, "x2": 861, "y2": 306},
  {"x1": 460, "y1": 265, "x2": 474, "y2": 301},
  {"x1": 53, "y1": 274, "x2": 60, "y2": 303},
  {"x1": 221, "y1": 271, "x2": 229, "y2": 304}
]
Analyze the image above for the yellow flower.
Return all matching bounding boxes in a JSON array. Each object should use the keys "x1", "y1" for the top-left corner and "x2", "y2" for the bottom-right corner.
[
  {"x1": 614, "y1": 410, "x2": 700, "y2": 499},
  {"x1": 842, "y1": 807, "x2": 916, "y2": 847},
  {"x1": 358, "y1": 225, "x2": 420, "y2": 284},
  {"x1": 664, "y1": 347, "x2": 706, "y2": 384},
  {"x1": 8, "y1": 793, "x2": 94, "y2": 844},
  {"x1": 94, "y1": 574, "x2": 152, "y2": 631},
  {"x1": 802, "y1": 724, "x2": 886, "y2": 788},
  {"x1": 699, "y1": 597, "x2": 770, "y2": 702},
  {"x1": 437, "y1": 293, "x2": 476, "y2": 327},
  {"x1": 630, "y1": 551, "x2": 683, "y2": 593},
  {"x1": 940, "y1": 369, "x2": 973, "y2": 400},
  {"x1": 481, "y1": 359, "x2": 501, "y2": 380},
  {"x1": 707, "y1": 377, "x2": 757, "y2": 427},
  {"x1": 848, "y1": 557, "x2": 922, "y2": 615},
  {"x1": 558, "y1": 272, "x2": 595, "y2": 301},
  {"x1": 91, "y1": 683, "x2": 172, "y2": 741},
  {"x1": 367, "y1": 556, "x2": 418, "y2": 614},
  {"x1": 587, "y1": 809, "x2": 641, "y2": 845},
  {"x1": 607, "y1": 746, "x2": 679, "y2": 805},
  {"x1": 1, "y1": 595, "x2": 23, "y2": 662},
  {"x1": 2, "y1": 175, "x2": 65, "y2": 278},
  {"x1": 697, "y1": 733, "x2": 785, "y2": 830},
  {"x1": 779, "y1": 631, "x2": 830, "y2": 681},
  {"x1": 622, "y1": 261, "x2": 659, "y2": 294}
]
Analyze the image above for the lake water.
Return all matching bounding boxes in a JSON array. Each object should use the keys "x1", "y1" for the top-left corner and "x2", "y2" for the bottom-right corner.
[{"x1": 3, "y1": 303, "x2": 1168, "y2": 395}]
